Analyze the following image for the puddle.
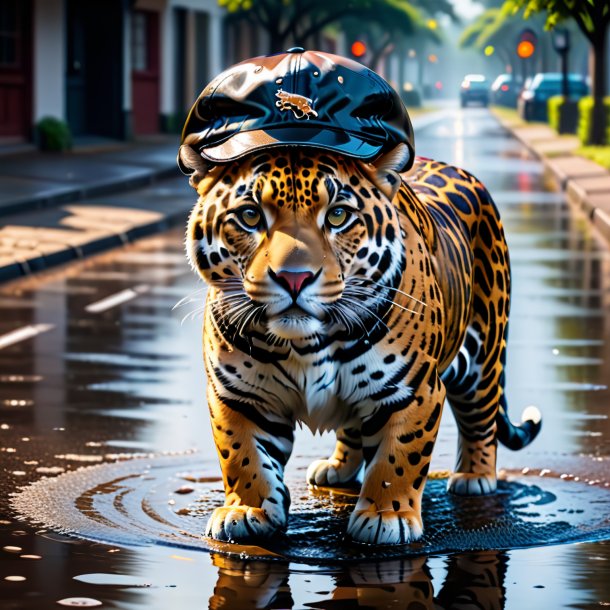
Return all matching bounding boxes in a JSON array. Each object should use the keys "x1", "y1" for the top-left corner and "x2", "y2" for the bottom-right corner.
[{"x1": 11, "y1": 454, "x2": 610, "y2": 564}]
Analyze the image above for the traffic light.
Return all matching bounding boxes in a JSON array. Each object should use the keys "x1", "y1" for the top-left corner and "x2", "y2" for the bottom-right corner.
[
  {"x1": 351, "y1": 41, "x2": 367, "y2": 58},
  {"x1": 517, "y1": 40, "x2": 535, "y2": 59},
  {"x1": 517, "y1": 29, "x2": 537, "y2": 59}
]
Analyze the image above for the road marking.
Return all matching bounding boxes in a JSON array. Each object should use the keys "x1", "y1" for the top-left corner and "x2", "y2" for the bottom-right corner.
[
  {"x1": 85, "y1": 285, "x2": 151, "y2": 313},
  {"x1": 0, "y1": 324, "x2": 55, "y2": 350}
]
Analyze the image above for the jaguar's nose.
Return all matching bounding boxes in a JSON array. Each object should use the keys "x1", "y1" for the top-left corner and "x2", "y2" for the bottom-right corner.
[{"x1": 269, "y1": 269, "x2": 317, "y2": 299}]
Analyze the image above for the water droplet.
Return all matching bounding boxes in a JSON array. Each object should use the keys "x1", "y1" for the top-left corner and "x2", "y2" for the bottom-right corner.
[
  {"x1": 552, "y1": 348, "x2": 560, "y2": 355},
  {"x1": 174, "y1": 486, "x2": 194, "y2": 495},
  {"x1": 57, "y1": 598, "x2": 103, "y2": 607}
]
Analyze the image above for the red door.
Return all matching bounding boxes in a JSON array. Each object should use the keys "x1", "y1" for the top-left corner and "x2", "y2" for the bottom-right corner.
[
  {"x1": 0, "y1": 0, "x2": 32, "y2": 138},
  {"x1": 131, "y1": 10, "x2": 160, "y2": 135}
]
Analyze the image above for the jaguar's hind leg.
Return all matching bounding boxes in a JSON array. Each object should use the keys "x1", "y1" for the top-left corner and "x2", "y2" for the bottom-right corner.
[
  {"x1": 307, "y1": 424, "x2": 363, "y2": 487},
  {"x1": 447, "y1": 397, "x2": 498, "y2": 496},
  {"x1": 444, "y1": 326, "x2": 505, "y2": 496}
]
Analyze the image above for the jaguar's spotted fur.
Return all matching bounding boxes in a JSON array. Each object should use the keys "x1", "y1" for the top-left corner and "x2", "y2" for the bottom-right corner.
[{"x1": 179, "y1": 143, "x2": 541, "y2": 545}]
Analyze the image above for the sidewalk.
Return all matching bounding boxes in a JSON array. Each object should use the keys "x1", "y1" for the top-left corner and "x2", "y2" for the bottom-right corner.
[
  {"x1": 0, "y1": 137, "x2": 194, "y2": 282},
  {"x1": 491, "y1": 110, "x2": 610, "y2": 245}
]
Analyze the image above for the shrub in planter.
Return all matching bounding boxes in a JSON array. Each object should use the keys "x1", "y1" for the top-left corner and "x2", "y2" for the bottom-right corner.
[
  {"x1": 548, "y1": 95, "x2": 563, "y2": 132},
  {"x1": 577, "y1": 96, "x2": 610, "y2": 145},
  {"x1": 548, "y1": 95, "x2": 578, "y2": 134},
  {"x1": 35, "y1": 116, "x2": 72, "y2": 152}
]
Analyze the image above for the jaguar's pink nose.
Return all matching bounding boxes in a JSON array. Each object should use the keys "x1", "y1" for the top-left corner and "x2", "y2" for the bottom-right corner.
[{"x1": 271, "y1": 270, "x2": 315, "y2": 297}]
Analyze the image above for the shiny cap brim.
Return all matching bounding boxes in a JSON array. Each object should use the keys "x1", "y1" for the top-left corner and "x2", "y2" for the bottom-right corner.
[{"x1": 195, "y1": 126, "x2": 384, "y2": 164}]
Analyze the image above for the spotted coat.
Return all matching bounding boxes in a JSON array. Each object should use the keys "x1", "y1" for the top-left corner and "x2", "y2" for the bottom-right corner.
[{"x1": 180, "y1": 145, "x2": 541, "y2": 545}]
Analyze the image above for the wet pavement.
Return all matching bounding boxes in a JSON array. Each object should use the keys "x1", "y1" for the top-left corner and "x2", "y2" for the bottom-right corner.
[{"x1": 1, "y1": 106, "x2": 609, "y2": 609}]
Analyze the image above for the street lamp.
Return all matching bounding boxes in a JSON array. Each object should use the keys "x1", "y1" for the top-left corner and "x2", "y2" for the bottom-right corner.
[
  {"x1": 551, "y1": 28, "x2": 576, "y2": 133},
  {"x1": 552, "y1": 28, "x2": 570, "y2": 98}
]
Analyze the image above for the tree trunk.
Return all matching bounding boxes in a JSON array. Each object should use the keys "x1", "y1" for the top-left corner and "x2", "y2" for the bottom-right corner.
[
  {"x1": 268, "y1": 29, "x2": 286, "y2": 54},
  {"x1": 590, "y1": 29, "x2": 608, "y2": 145}
]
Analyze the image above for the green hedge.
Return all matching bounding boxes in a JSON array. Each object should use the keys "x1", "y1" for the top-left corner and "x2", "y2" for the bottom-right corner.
[
  {"x1": 577, "y1": 96, "x2": 610, "y2": 145},
  {"x1": 548, "y1": 95, "x2": 563, "y2": 133},
  {"x1": 35, "y1": 116, "x2": 72, "y2": 152}
]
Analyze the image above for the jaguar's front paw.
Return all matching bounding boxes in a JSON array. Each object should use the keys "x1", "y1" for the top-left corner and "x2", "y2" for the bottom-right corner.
[
  {"x1": 205, "y1": 503, "x2": 286, "y2": 542},
  {"x1": 346, "y1": 508, "x2": 423, "y2": 545},
  {"x1": 447, "y1": 472, "x2": 497, "y2": 496},
  {"x1": 306, "y1": 458, "x2": 361, "y2": 487}
]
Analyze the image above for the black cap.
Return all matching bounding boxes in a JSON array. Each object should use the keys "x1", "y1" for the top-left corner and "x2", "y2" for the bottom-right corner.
[{"x1": 179, "y1": 49, "x2": 415, "y2": 174}]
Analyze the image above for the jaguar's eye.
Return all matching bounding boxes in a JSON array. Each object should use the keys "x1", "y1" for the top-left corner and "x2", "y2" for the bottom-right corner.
[
  {"x1": 237, "y1": 206, "x2": 262, "y2": 229},
  {"x1": 326, "y1": 207, "x2": 351, "y2": 229}
]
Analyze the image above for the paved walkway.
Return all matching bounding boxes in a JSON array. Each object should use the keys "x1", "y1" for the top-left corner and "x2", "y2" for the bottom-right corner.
[
  {"x1": 0, "y1": 137, "x2": 195, "y2": 281},
  {"x1": 492, "y1": 111, "x2": 610, "y2": 245}
]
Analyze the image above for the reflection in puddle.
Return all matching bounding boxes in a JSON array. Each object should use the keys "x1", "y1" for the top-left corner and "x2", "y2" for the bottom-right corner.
[{"x1": 11, "y1": 455, "x2": 610, "y2": 564}]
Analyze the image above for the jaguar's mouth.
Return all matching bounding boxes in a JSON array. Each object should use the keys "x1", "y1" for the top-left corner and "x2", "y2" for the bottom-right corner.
[
  {"x1": 275, "y1": 304, "x2": 325, "y2": 321},
  {"x1": 267, "y1": 306, "x2": 324, "y2": 339}
]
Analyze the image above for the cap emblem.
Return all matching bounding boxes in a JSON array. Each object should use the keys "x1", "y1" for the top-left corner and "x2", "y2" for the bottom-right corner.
[{"x1": 275, "y1": 89, "x2": 318, "y2": 119}]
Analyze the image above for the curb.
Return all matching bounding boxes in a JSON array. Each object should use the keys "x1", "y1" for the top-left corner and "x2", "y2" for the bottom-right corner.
[
  {"x1": 0, "y1": 165, "x2": 179, "y2": 217},
  {"x1": 0, "y1": 196, "x2": 192, "y2": 283},
  {"x1": 493, "y1": 111, "x2": 610, "y2": 244}
]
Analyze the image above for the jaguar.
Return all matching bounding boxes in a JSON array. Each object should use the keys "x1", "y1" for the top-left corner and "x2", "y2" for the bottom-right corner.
[{"x1": 178, "y1": 141, "x2": 541, "y2": 545}]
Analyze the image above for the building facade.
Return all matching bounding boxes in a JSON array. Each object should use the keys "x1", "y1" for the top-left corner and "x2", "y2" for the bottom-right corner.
[{"x1": 0, "y1": 0, "x2": 230, "y2": 144}]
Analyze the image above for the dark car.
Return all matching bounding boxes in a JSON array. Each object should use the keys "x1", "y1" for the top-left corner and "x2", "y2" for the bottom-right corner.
[
  {"x1": 491, "y1": 74, "x2": 519, "y2": 107},
  {"x1": 518, "y1": 73, "x2": 589, "y2": 121},
  {"x1": 460, "y1": 74, "x2": 489, "y2": 107}
]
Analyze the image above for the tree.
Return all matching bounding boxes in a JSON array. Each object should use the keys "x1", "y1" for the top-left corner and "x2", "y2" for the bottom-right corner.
[
  {"x1": 341, "y1": 1, "x2": 443, "y2": 72},
  {"x1": 504, "y1": 0, "x2": 609, "y2": 144},
  {"x1": 459, "y1": 8, "x2": 519, "y2": 74},
  {"x1": 219, "y1": 0, "x2": 384, "y2": 53},
  {"x1": 219, "y1": 0, "x2": 454, "y2": 62},
  {"x1": 459, "y1": 6, "x2": 549, "y2": 79}
]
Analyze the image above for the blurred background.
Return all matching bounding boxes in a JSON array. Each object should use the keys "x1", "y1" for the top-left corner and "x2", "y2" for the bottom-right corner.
[{"x1": 0, "y1": 0, "x2": 606, "y2": 149}]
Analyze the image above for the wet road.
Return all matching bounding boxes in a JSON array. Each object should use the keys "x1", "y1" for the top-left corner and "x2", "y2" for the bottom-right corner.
[{"x1": 1, "y1": 107, "x2": 609, "y2": 609}]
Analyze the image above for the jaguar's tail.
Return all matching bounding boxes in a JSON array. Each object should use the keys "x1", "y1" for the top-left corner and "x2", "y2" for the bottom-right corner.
[{"x1": 496, "y1": 401, "x2": 542, "y2": 450}]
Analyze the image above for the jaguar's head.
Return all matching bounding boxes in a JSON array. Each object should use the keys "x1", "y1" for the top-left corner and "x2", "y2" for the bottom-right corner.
[{"x1": 180, "y1": 145, "x2": 410, "y2": 341}]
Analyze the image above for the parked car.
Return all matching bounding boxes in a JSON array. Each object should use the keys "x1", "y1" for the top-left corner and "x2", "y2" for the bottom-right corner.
[
  {"x1": 490, "y1": 74, "x2": 519, "y2": 107},
  {"x1": 518, "y1": 73, "x2": 589, "y2": 121},
  {"x1": 460, "y1": 74, "x2": 489, "y2": 107}
]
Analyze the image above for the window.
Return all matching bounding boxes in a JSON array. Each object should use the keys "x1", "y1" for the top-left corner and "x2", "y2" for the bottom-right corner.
[
  {"x1": 131, "y1": 11, "x2": 148, "y2": 72},
  {"x1": 0, "y1": 0, "x2": 19, "y2": 68}
]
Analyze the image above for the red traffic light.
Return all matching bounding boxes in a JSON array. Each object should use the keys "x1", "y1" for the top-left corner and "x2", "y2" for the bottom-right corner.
[
  {"x1": 351, "y1": 41, "x2": 367, "y2": 57},
  {"x1": 517, "y1": 40, "x2": 535, "y2": 59},
  {"x1": 516, "y1": 28, "x2": 537, "y2": 59}
]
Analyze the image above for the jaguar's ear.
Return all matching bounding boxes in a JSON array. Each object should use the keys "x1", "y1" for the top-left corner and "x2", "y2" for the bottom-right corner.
[
  {"x1": 178, "y1": 145, "x2": 209, "y2": 189},
  {"x1": 366, "y1": 143, "x2": 410, "y2": 200}
]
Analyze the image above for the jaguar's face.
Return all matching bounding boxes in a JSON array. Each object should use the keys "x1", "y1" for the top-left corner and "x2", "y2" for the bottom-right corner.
[{"x1": 183, "y1": 146, "x2": 408, "y2": 341}]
